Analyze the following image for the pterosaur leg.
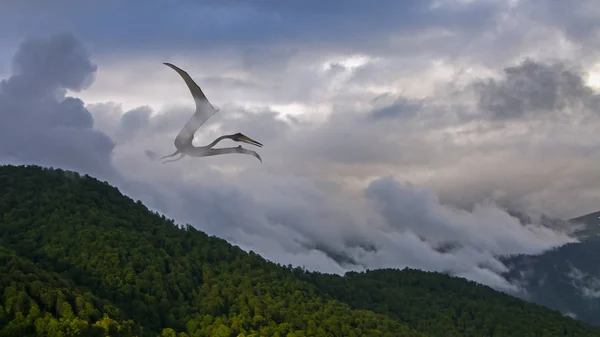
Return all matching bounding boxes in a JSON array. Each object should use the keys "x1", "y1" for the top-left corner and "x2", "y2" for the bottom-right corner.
[
  {"x1": 160, "y1": 150, "x2": 180, "y2": 160},
  {"x1": 161, "y1": 153, "x2": 185, "y2": 164}
]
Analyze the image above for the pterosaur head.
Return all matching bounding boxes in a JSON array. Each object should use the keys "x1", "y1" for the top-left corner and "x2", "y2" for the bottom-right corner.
[{"x1": 230, "y1": 132, "x2": 263, "y2": 147}]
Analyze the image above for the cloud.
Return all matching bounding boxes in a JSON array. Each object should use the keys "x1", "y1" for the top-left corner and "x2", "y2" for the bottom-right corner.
[
  {"x1": 102, "y1": 56, "x2": 599, "y2": 222},
  {"x1": 11, "y1": 32, "x2": 97, "y2": 93},
  {"x1": 0, "y1": 32, "x2": 115, "y2": 179},
  {"x1": 365, "y1": 177, "x2": 574, "y2": 255},
  {"x1": 474, "y1": 59, "x2": 598, "y2": 120},
  {"x1": 515, "y1": 0, "x2": 600, "y2": 57},
  {"x1": 114, "y1": 106, "x2": 152, "y2": 143},
  {"x1": 3, "y1": 0, "x2": 597, "y2": 91},
  {"x1": 22, "y1": 0, "x2": 594, "y2": 130},
  {"x1": 425, "y1": 60, "x2": 600, "y2": 218}
]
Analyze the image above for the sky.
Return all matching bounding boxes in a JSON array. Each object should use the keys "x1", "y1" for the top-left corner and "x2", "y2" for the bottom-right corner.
[{"x1": 1, "y1": 0, "x2": 599, "y2": 293}]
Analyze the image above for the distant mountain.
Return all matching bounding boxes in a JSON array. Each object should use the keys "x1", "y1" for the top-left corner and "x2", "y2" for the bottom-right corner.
[
  {"x1": 571, "y1": 210, "x2": 600, "y2": 240},
  {"x1": 502, "y1": 210, "x2": 600, "y2": 326},
  {"x1": 1, "y1": 165, "x2": 599, "y2": 336}
]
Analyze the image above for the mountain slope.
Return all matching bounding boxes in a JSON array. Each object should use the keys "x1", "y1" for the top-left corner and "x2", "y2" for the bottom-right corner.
[{"x1": 1, "y1": 165, "x2": 599, "y2": 336}]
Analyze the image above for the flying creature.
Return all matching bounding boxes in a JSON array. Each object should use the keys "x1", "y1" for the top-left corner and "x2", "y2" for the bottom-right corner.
[{"x1": 159, "y1": 62, "x2": 263, "y2": 164}]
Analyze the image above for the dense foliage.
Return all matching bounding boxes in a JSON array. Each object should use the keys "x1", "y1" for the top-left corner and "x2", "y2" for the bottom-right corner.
[
  {"x1": 1, "y1": 165, "x2": 599, "y2": 336},
  {"x1": 0, "y1": 245, "x2": 138, "y2": 336}
]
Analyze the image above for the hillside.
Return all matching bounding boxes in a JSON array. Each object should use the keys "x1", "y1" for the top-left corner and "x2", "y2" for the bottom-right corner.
[{"x1": 1, "y1": 165, "x2": 599, "y2": 336}]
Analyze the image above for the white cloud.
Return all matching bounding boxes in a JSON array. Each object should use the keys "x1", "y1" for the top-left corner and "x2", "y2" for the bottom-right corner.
[{"x1": 568, "y1": 265, "x2": 600, "y2": 299}]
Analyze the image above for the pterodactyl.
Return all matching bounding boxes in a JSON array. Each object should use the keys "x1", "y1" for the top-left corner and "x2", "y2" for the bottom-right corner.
[{"x1": 159, "y1": 62, "x2": 263, "y2": 163}]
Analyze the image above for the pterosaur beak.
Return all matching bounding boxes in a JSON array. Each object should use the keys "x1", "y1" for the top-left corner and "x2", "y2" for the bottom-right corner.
[{"x1": 239, "y1": 134, "x2": 263, "y2": 147}]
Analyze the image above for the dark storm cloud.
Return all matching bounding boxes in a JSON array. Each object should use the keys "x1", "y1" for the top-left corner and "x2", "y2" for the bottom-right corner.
[
  {"x1": 474, "y1": 59, "x2": 597, "y2": 120},
  {"x1": 0, "y1": 0, "x2": 501, "y2": 56},
  {"x1": 11, "y1": 32, "x2": 97, "y2": 93},
  {"x1": 0, "y1": 32, "x2": 115, "y2": 179}
]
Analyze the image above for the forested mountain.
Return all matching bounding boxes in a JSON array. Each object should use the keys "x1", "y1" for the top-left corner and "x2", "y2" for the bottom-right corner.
[{"x1": 1, "y1": 165, "x2": 599, "y2": 337}]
